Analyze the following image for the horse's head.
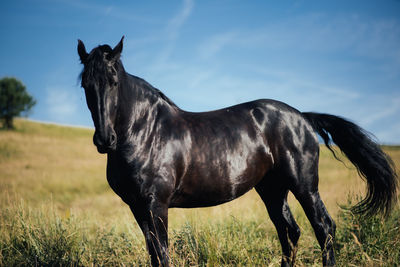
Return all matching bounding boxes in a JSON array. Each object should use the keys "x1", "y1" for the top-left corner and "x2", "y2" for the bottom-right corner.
[{"x1": 78, "y1": 37, "x2": 124, "y2": 154}]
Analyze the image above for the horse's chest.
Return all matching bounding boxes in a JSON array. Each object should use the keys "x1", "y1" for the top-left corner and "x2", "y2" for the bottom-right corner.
[{"x1": 106, "y1": 156, "x2": 142, "y2": 204}]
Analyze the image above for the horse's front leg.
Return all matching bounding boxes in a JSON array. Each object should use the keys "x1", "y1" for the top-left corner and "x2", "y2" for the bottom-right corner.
[{"x1": 130, "y1": 201, "x2": 169, "y2": 267}]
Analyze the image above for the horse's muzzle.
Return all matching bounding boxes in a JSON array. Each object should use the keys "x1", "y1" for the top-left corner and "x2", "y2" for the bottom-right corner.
[{"x1": 93, "y1": 130, "x2": 117, "y2": 154}]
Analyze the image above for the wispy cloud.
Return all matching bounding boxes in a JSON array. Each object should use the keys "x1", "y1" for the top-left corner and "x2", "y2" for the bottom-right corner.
[
  {"x1": 61, "y1": 0, "x2": 155, "y2": 23},
  {"x1": 153, "y1": 0, "x2": 194, "y2": 68},
  {"x1": 197, "y1": 13, "x2": 400, "y2": 63},
  {"x1": 45, "y1": 86, "x2": 80, "y2": 122},
  {"x1": 358, "y1": 96, "x2": 400, "y2": 126},
  {"x1": 198, "y1": 31, "x2": 238, "y2": 59},
  {"x1": 168, "y1": 67, "x2": 359, "y2": 113},
  {"x1": 166, "y1": 0, "x2": 194, "y2": 41}
]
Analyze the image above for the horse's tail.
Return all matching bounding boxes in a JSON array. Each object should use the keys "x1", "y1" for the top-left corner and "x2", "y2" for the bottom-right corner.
[{"x1": 302, "y1": 112, "x2": 398, "y2": 217}]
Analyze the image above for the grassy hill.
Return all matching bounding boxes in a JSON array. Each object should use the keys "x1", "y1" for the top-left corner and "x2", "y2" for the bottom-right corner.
[{"x1": 1, "y1": 119, "x2": 399, "y2": 266}]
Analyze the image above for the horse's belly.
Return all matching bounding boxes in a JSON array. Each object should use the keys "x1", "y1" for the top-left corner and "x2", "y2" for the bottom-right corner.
[
  {"x1": 169, "y1": 190, "x2": 234, "y2": 208},
  {"x1": 169, "y1": 126, "x2": 275, "y2": 208},
  {"x1": 169, "y1": 158, "x2": 272, "y2": 208}
]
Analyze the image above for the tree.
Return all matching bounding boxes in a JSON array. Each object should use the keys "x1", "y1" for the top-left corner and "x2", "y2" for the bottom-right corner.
[{"x1": 0, "y1": 77, "x2": 36, "y2": 129}]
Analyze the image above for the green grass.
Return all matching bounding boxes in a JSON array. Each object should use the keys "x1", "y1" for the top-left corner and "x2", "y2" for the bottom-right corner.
[
  {"x1": 334, "y1": 197, "x2": 400, "y2": 266},
  {"x1": 0, "y1": 119, "x2": 399, "y2": 266}
]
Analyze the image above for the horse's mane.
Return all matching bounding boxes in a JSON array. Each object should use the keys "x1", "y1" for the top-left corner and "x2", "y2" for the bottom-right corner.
[{"x1": 129, "y1": 74, "x2": 179, "y2": 109}]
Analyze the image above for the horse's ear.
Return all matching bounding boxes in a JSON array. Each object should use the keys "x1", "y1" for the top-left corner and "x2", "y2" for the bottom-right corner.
[
  {"x1": 78, "y1": 39, "x2": 88, "y2": 64},
  {"x1": 110, "y1": 36, "x2": 124, "y2": 61}
]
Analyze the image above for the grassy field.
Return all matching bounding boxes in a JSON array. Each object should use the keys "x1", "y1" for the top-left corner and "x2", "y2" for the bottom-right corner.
[{"x1": 0, "y1": 119, "x2": 399, "y2": 266}]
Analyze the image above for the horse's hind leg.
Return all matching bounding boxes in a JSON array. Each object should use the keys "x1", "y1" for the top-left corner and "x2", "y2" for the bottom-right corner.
[
  {"x1": 255, "y1": 176, "x2": 301, "y2": 267},
  {"x1": 294, "y1": 189, "x2": 336, "y2": 267},
  {"x1": 288, "y1": 159, "x2": 336, "y2": 266}
]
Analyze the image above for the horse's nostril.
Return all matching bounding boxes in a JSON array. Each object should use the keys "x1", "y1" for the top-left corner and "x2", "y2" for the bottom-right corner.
[
  {"x1": 110, "y1": 133, "x2": 117, "y2": 145},
  {"x1": 93, "y1": 130, "x2": 116, "y2": 152}
]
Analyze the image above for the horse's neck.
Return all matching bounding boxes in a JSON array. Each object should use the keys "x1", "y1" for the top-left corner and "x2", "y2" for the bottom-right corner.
[{"x1": 116, "y1": 75, "x2": 176, "y2": 143}]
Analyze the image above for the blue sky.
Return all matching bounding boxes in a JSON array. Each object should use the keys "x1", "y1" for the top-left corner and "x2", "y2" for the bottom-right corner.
[{"x1": 1, "y1": 0, "x2": 400, "y2": 144}]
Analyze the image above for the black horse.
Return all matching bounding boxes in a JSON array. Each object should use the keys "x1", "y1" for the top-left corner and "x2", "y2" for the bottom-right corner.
[{"x1": 77, "y1": 37, "x2": 397, "y2": 267}]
